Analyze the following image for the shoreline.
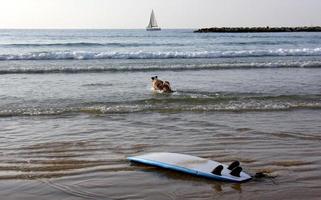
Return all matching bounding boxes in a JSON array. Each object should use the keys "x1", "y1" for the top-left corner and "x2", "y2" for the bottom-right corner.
[{"x1": 194, "y1": 26, "x2": 321, "y2": 33}]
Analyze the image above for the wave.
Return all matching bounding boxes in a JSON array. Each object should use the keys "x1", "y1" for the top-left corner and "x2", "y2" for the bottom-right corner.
[
  {"x1": 0, "y1": 48, "x2": 320, "y2": 61},
  {"x1": 222, "y1": 41, "x2": 296, "y2": 45},
  {"x1": 81, "y1": 83, "x2": 113, "y2": 87},
  {"x1": 1, "y1": 42, "x2": 184, "y2": 48},
  {"x1": 1, "y1": 93, "x2": 320, "y2": 117},
  {"x1": 1, "y1": 61, "x2": 321, "y2": 74}
]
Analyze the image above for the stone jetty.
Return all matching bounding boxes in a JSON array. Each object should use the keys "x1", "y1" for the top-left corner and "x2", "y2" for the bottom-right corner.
[{"x1": 194, "y1": 26, "x2": 321, "y2": 33}]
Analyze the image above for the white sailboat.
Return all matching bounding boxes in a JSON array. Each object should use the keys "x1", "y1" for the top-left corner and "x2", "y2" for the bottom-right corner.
[{"x1": 146, "y1": 10, "x2": 161, "y2": 31}]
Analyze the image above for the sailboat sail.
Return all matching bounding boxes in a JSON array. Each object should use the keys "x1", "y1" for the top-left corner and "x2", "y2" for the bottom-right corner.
[
  {"x1": 147, "y1": 10, "x2": 161, "y2": 31},
  {"x1": 148, "y1": 10, "x2": 158, "y2": 28}
]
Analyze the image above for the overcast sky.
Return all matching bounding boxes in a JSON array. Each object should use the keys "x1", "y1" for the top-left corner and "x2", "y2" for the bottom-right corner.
[{"x1": 0, "y1": 0, "x2": 320, "y2": 29}]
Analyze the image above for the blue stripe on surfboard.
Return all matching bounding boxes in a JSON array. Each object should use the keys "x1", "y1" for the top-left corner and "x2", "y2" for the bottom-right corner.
[{"x1": 128, "y1": 156, "x2": 250, "y2": 182}]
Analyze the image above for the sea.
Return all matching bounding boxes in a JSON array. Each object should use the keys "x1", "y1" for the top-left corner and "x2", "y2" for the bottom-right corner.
[{"x1": 0, "y1": 29, "x2": 321, "y2": 200}]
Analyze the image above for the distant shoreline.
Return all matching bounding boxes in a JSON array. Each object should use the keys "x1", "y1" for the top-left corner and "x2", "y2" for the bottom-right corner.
[{"x1": 194, "y1": 26, "x2": 321, "y2": 33}]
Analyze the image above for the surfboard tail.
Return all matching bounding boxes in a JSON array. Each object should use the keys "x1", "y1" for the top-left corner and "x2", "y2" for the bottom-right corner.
[
  {"x1": 211, "y1": 165, "x2": 223, "y2": 176},
  {"x1": 228, "y1": 161, "x2": 240, "y2": 170},
  {"x1": 230, "y1": 166, "x2": 242, "y2": 177}
]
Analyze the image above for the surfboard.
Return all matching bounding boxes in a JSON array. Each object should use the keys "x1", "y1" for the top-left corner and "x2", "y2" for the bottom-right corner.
[{"x1": 128, "y1": 152, "x2": 252, "y2": 182}]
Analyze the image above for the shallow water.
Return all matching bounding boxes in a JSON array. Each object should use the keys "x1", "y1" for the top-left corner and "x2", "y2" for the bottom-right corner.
[
  {"x1": 1, "y1": 110, "x2": 321, "y2": 199},
  {"x1": 0, "y1": 30, "x2": 321, "y2": 199}
]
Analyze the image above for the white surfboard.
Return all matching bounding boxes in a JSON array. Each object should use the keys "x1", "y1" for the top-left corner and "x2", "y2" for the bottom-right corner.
[{"x1": 128, "y1": 152, "x2": 252, "y2": 182}]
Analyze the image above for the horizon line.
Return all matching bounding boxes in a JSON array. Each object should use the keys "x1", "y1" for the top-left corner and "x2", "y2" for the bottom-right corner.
[{"x1": 0, "y1": 25, "x2": 320, "y2": 30}]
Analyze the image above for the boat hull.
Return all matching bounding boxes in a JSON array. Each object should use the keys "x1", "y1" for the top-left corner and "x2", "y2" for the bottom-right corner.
[{"x1": 146, "y1": 28, "x2": 161, "y2": 31}]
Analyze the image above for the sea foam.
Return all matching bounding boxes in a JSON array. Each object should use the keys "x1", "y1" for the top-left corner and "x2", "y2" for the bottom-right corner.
[{"x1": 0, "y1": 48, "x2": 320, "y2": 61}]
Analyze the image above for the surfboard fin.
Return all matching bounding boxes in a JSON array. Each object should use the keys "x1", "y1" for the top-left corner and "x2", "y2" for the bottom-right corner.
[
  {"x1": 230, "y1": 166, "x2": 242, "y2": 177},
  {"x1": 228, "y1": 161, "x2": 240, "y2": 170},
  {"x1": 211, "y1": 165, "x2": 223, "y2": 176}
]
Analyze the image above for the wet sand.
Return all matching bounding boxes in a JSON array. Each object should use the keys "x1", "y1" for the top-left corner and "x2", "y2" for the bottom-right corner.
[{"x1": 1, "y1": 110, "x2": 321, "y2": 199}]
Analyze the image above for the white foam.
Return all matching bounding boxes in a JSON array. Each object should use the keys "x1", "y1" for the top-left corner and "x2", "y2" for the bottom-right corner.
[{"x1": 0, "y1": 48, "x2": 321, "y2": 60}]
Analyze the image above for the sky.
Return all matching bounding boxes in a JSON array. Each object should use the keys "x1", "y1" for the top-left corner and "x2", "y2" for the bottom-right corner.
[{"x1": 0, "y1": 0, "x2": 320, "y2": 29}]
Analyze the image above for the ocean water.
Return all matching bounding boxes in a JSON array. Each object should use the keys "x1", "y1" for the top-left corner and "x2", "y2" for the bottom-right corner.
[{"x1": 0, "y1": 29, "x2": 321, "y2": 200}]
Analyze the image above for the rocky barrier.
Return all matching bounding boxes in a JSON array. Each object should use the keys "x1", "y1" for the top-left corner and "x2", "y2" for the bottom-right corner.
[{"x1": 194, "y1": 26, "x2": 321, "y2": 33}]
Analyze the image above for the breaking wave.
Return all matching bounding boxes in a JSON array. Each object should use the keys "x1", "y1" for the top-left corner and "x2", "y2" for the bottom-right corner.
[
  {"x1": 0, "y1": 48, "x2": 321, "y2": 61},
  {"x1": 1, "y1": 93, "x2": 320, "y2": 117},
  {"x1": 1, "y1": 61, "x2": 321, "y2": 74}
]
